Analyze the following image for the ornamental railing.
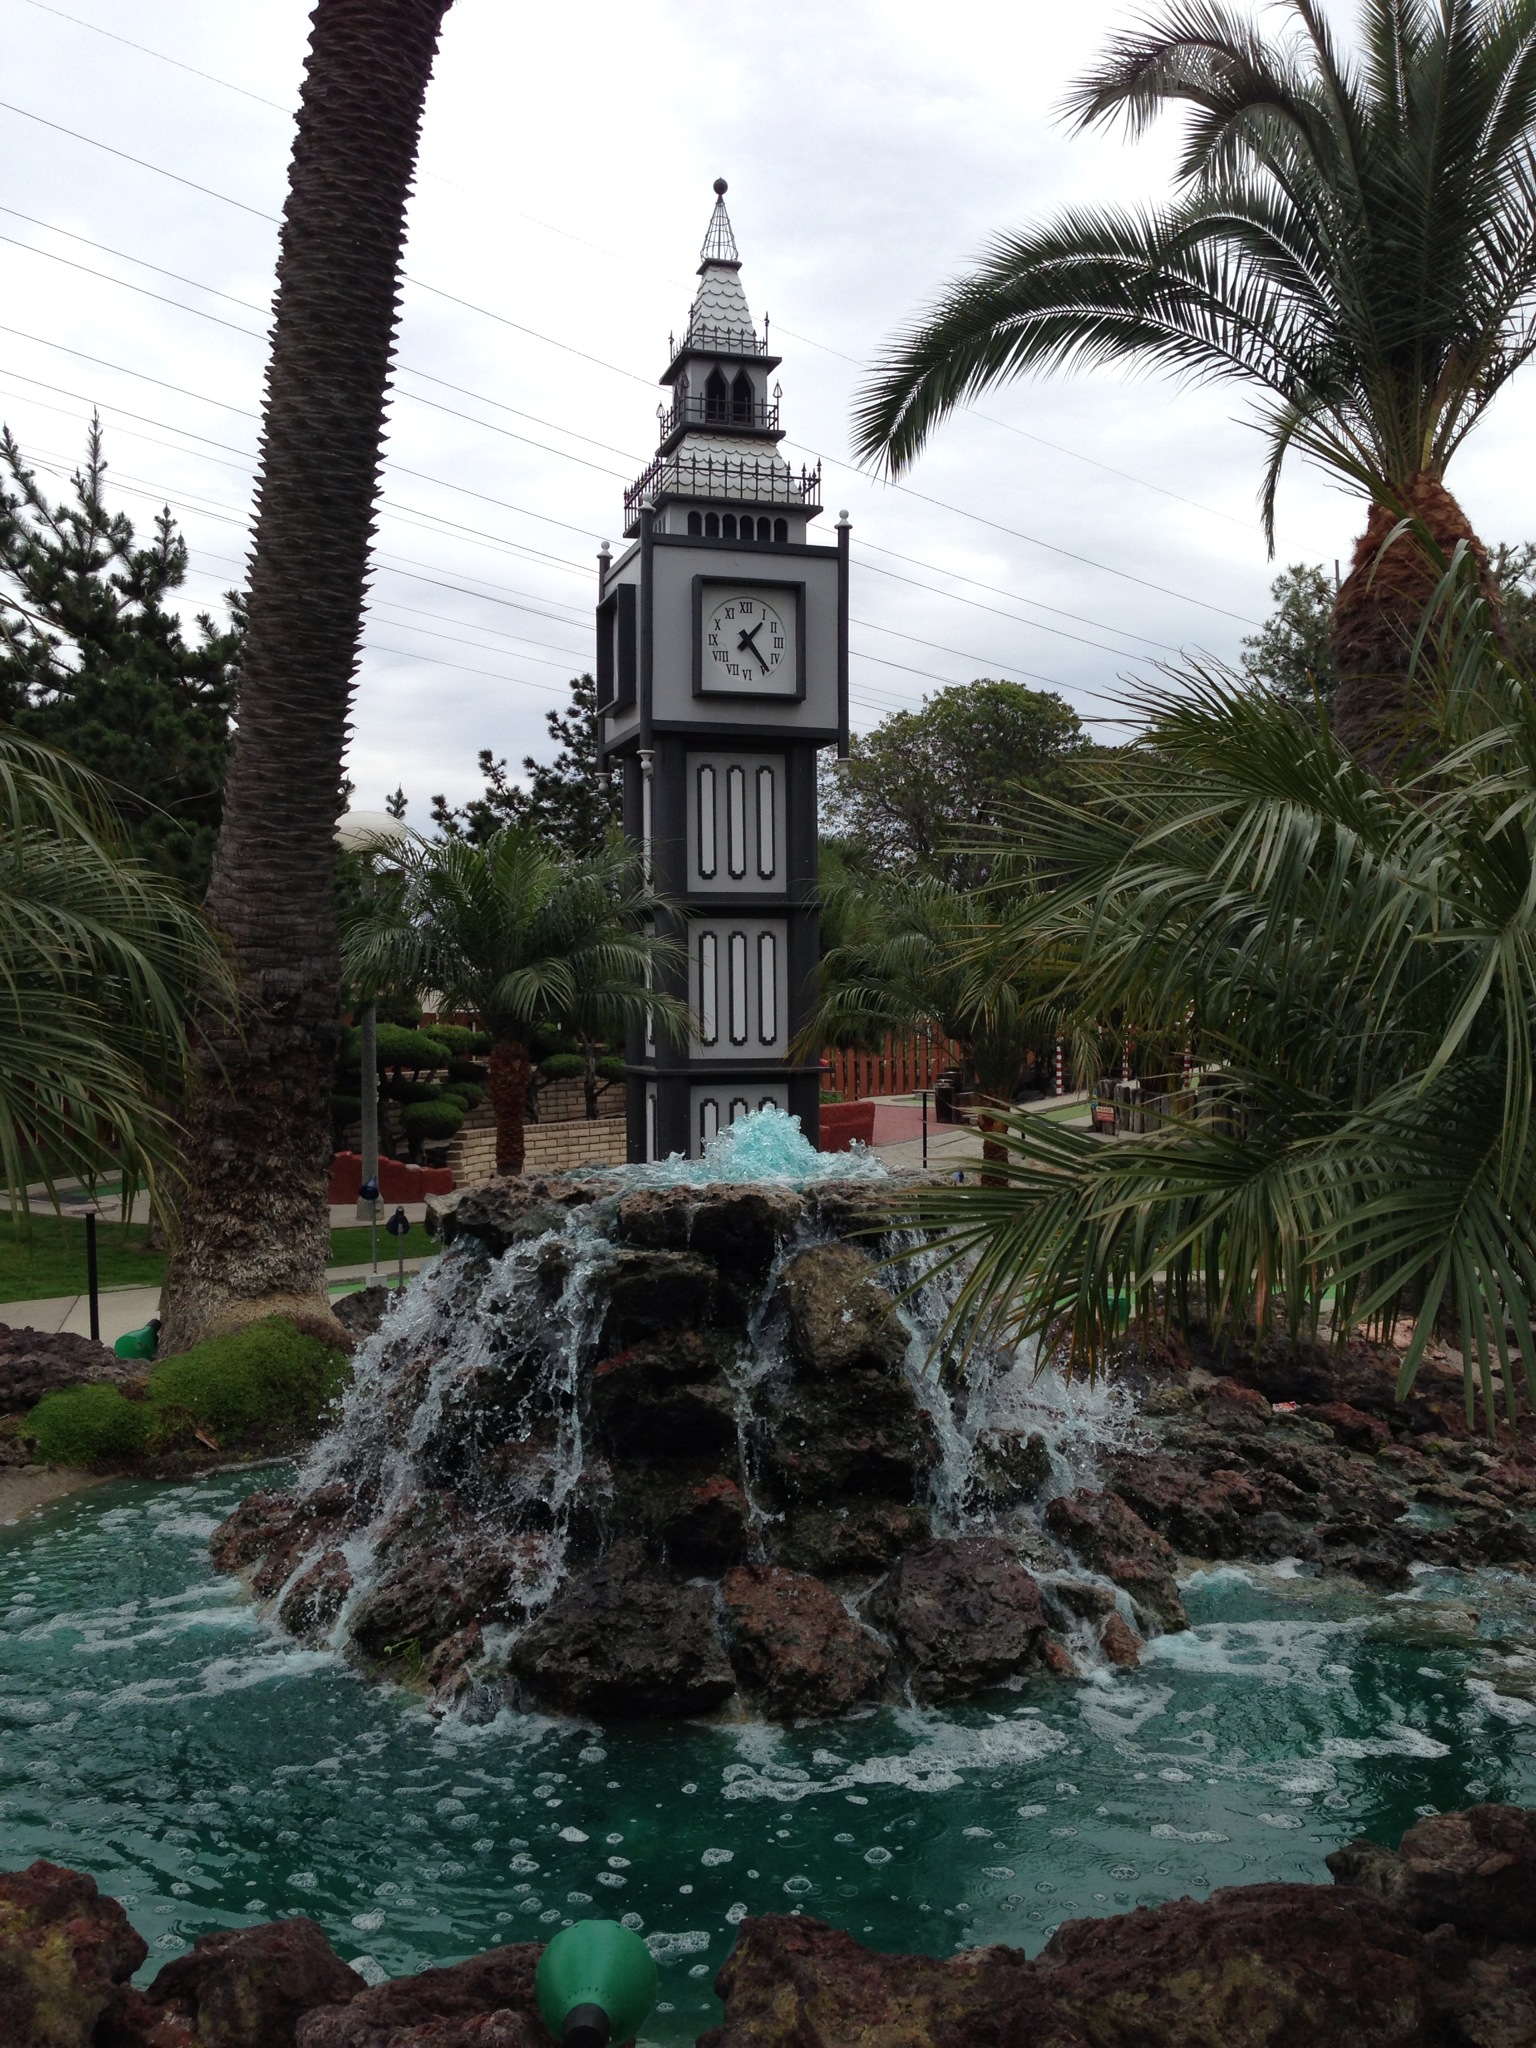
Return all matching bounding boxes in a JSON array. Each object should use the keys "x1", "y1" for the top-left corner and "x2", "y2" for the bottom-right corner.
[
  {"x1": 624, "y1": 451, "x2": 821, "y2": 523},
  {"x1": 660, "y1": 394, "x2": 780, "y2": 438},
  {"x1": 668, "y1": 317, "x2": 768, "y2": 358}
]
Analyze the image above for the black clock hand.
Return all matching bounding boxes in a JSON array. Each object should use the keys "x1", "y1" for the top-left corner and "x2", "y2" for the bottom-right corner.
[{"x1": 737, "y1": 620, "x2": 770, "y2": 672}]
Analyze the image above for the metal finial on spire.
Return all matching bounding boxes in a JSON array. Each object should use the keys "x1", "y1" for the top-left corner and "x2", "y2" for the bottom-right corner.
[{"x1": 700, "y1": 179, "x2": 740, "y2": 265}]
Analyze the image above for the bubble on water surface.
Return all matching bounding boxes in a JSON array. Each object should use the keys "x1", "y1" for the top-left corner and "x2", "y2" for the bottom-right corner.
[
  {"x1": 646, "y1": 1929, "x2": 710, "y2": 1961},
  {"x1": 350, "y1": 1957, "x2": 388, "y2": 1986},
  {"x1": 864, "y1": 1848, "x2": 891, "y2": 1866},
  {"x1": 701, "y1": 1847, "x2": 733, "y2": 1866}
]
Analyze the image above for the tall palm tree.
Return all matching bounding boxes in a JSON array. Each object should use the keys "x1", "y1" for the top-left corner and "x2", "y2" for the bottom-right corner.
[
  {"x1": 912, "y1": 563, "x2": 1536, "y2": 1435},
  {"x1": 854, "y1": 0, "x2": 1536, "y2": 766},
  {"x1": 342, "y1": 829, "x2": 685, "y2": 1175},
  {"x1": 161, "y1": 0, "x2": 453, "y2": 1352},
  {"x1": 0, "y1": 730, "x2": 231, "y2": 1214}
]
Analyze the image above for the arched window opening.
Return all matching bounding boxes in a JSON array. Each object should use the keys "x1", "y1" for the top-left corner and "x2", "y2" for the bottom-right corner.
[
  {"x1": 773, "y1": 517, "x2": 788, "y2": 543},
  {"x1": 757, "y1": 517, "x2": 771, "y2": 542},
  {"x1": 730, "y1": 370, "x2": 754, "y2": 423},
  {"x1": 687, "y1": 510, "x2": 702, "y2": 536},
  {"x1": 705, "y1": 368, "x2": 729, "y2": 423},
  {"x1": 704, "y1": 511, "x2": 720, "y2": 538},
  {"x1": 722, "y1": 513, "x2": 737, "y2": 540}
]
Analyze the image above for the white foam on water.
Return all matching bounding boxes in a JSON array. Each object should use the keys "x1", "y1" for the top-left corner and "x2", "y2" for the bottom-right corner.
[
  {"x1": 1150, "y1": 1823, "x2": 1230, "y2": 1843},
  {"x1": 99, "y1": 1645, "x2": 333, "y2": 1710},
  {"x1": 719, "y1": 1710, "x2": 1066, "y2": 1804},
  {"x1": 1465, "y1": 1678, "x2": 1536, "y2": 1724},
  {"x1": 645, "y1": 1929, "x2": 711, "y2": 1961},
  {"x1": 1140, "y1": 1619, "x2": 1367, "y2": 1689},
  {"x1": 1321, "y1": 1728, "x2": 1451, "y2": 1760}
]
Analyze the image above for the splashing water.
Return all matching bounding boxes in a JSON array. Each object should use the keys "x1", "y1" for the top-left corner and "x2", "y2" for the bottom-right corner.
[{"x1": 626, "y1": 1105, "x2": 889, "y2": 1189}]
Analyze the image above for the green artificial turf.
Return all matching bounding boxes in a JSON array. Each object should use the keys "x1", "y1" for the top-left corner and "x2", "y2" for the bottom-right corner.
[{"x1": 326, "y1": 1219, "x2": 434, "y2": 1267}]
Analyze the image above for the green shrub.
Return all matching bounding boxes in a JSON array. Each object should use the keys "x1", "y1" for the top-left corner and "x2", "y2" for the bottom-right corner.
[
  {"x1": 446, "y1": 1058, "x2": 488, "y2": 1085},
  {"x1": 376, "y1": 1024, "x2": 449, "y2": 1073},
  {"x1": 331, "y1": 1093, "x2": 363, "y2": 1125},
  {"x1": 26, "y1": 1318, "x2": 349, "y2": 1465},
  {"x1": 423, "y1": 1023, "x2": 475, "y2": 1054},
  {"x1": 538, "y1": 1052, "x2": 585, "y2": 1081},
  {"x1": 403, "y1": 1098, "x2": 465, "y2": 1141},
  {"x1": 442, "y1": 1081, "x2": 484, "y2": 1110},
  {"x1": 384, "y1": 1077, "x2": 440, "y2": 1106},
  {"x1": 29, "y1": 1381, "x2": 153, "y2": 1464},
  {"x1": 596, "y1": 1055, "x2": 626, "y2": 1081}
]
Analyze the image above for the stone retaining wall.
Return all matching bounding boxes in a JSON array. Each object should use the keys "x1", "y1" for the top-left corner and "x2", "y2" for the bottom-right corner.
[{"x1": 445, "y1": 1106, "x2": 628, "y2": 1181}]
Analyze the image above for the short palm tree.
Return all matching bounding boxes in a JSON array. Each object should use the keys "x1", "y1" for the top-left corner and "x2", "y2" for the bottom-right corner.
[
  {"x1": 342, "y1": 828, "x2": 684, "y2": 1175},
  {"x1": 855, "y1": 0, "x2": 1536, "y2": 764},
  {"x1": 914, "y1": 564, "x2": 1536, "y2": 1434},
  {"x1": 0, "y1": 730, "x2": 230, "y2": 1214}
]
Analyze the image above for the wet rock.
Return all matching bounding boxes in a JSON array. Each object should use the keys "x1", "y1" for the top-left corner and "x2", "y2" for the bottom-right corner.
[
  {"x1": 1107, "y1": 1454, "x2": 1264, "y2": 1559},
  {"x1": 587, "y1": 1332, "x2": 739, "y2": 1457},
  {"x1": 659, "y1": 1474, "x2": 751, "y2": 1573},
  {"x1": 507, "y1": 1539, "x2": 735, "y2": 1717},
  {"x1": 1098, "y1": 1610, "x2": 1141, "y2": 1666},
  {"x1": 803, "y1": 1184, "x2": 908, "y2": 1244},
  {"x1": 1040, "y1": 1634, "x2": 1080, "y2": 1678},
  {"x1": 140, "y1": 1918, "x2": 364, "y2": 2048},
  {"x1": 208, "y1": 1489, "x2": 299, "y2": 1573},
  {"x1": 423, "y1": 1621, "x2": 484, "y2": 1701},
  {"x1": 970, "y1": 1427, "x2": 1051, "y2": 1508},
  {"x1": 866, "y1": 1536, "x2": 1047, "y2": 1700},
  {"x1": 601, "y1": 1251, "x2": 724, "y2": 1344},
  {"x1": 294, "y1": 1943, "x2": 544, "y2": 2048},
  {"x1": 276, "y1": 1549, "x2": 352, "y2": 1642},
  {"x1": 0, "y1": 1859, "x2": 146, "y2": 2047},
  {"x1": 433, "y1": 1174, "x2": 617, "y2": 1254},
  {"x1": 331, "y1": 1287, "x2": 389, "y2": 1343},
  {"x1": 771, "y1": 1500, "x2": 931, "y2": 1577},
  {"x1": 777, "y1": 1245, "x2": 908, "y2": 1377},
  {"x1": 1306, "y1": 1401, "x2": 1392, "y2": 1452},
  {"x1": 1203, "y1": 1375, "x2": 1271, "y2": 1426},
  {"x1": 1043, "y1": 1488, "x2": 1188, "y2": 1631},
  {"x1": 1328, "y1": 1803, "x2": 1536, "y2": 1945},
  {"x1": 348, "y1": 1526, "x2": 546, "y2": 1664},
  {"x1": 723, "y1": 1564, "x2": 889, "y2": 1719},
  {"x1": 615, "y1": 1185, "x2": 804, "y2": 1281},
  {"x1": 760, "y1": 1372, "x2": 937, "y2": 1506},
  {"x1": 0, "y1": 1325, "x2": 141, "y2": 1414}
]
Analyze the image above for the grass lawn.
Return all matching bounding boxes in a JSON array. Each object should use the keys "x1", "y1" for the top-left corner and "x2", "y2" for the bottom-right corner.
[{"x1": 0, "y1": 1215, "x2": 439, "y2": 1305}]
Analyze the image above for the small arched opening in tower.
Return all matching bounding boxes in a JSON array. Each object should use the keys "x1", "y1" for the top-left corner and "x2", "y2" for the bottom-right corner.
[
  {"x1": 730, "y1": 369, "x2": 754, "y2": 424},
  {"x1": 705, "y1": 368, "x2": 729, "y2": 423}
]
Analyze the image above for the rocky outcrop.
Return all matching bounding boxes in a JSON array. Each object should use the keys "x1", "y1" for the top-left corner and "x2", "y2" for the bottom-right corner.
[
  {"x1": 507, "y1": 1538, "x2": 737, "y2": 1717},
  {"x1": 722, "y1": 1563, "x2": 889, "y2": 1718},
  {"x1": 865, "y1": 1536, "x2": 1049, "y2": 1699},
  {"x1": 294, "y1": 1944, "x2": 544, "y2": 2047},
  {"x1": 1327, "y1": 1804, "x2": 1536, "y2": 1945},
  {"x1": 0, "y1": 1325, "x2": 142, "y2": 1415},
  {"x1": 0, "y1": 1859, "x2": 146, "y2": 2047},
  {"x1": 1043, "y1": 1489, "x2": 1189, "y2": 1632},
  {"x1": 131, "y1": 1917, "x2": 365, "y2": 2047}
]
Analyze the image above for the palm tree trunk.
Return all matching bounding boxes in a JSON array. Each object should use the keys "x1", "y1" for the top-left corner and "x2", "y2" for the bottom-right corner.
[
  {"x1": 1330, "y1": 473, "x2": 1504, "y2": 773},
  {"x1": 488, "y1": 1040, "x2": 531, "y2": 1175},
  {"x1": 160, "y1": 0, "x2": 452, "y2": 1353}
]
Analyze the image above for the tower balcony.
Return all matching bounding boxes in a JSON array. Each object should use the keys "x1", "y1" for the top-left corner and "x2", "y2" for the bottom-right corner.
[
  {"x1": 669, "y1": 316, "x2": 768, "y2": 358},
  {"x1": 624, "y1": 450, "x2": 822, "y2": 532},
  {"x1": 660, "y1": 394, "x2": 781, "y2": 440}
]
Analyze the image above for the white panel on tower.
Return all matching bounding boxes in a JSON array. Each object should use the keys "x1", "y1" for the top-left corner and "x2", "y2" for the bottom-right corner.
[
  {"x1": 697, "y1": 764, "x2": 717, "y2": 879},
  {"x1": 727, "y1": 766, "x2": 746, "y2": 879},
  {"x1": 729, "y1": 1096, "x2": 749, "y2": 1124},
  {"x1": 697, "y1": 930, "x2": 718, "y2": 1044},
  {"x1": 757, "y1": 930, "x2": 777, "y2": 1044},
  {"x1": 756, "y1": 766, "x2": 776, "y2": 878},
  {"x1": 728, "y1": 930, "x2": 748, "y2": 1044},
  {"x1": 700, "y1": 1097, "x2": 720, "y2": 1146}
]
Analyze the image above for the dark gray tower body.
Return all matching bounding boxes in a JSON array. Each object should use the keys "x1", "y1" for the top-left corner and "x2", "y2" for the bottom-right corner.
[{"x1": 596, "y1": 184, "x2": 849, "y2": 1162}]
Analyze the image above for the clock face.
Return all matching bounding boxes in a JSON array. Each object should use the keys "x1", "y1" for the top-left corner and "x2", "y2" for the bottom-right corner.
[{"x1": 703, "y1": 588, "x2": 794, "y2": 694}]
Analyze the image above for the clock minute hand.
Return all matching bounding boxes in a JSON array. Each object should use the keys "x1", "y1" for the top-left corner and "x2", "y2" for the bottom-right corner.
[{"x1": 737, "y1": 620, "x2": 770, "y2": 673}]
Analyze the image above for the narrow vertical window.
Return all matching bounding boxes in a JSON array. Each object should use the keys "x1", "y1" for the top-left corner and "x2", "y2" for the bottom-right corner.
[
  {"x1": 696, "y1": 763, "x2": 717, "y2": 880},
  {"x1": 700, "y1": 1098, "x2": 719, "y2": 1147},
  {"x1": 687, "y1": 510, "x2": 702, "y2": 535},
  {"x1": 773, "y1": 517, "x2": 788, "y2": 543},
  {"x1": 722, "y1": 512, "x2": 737, "y2": 540},
  {"x1": 729, "y1": 1096, "x2": 749, "y2": 1125},
  {"x1": 727, "y1": 766, "x2": 746, "y2": 879},
  {"x1": 698, "y1": 931, "x2": 718, "y2": 1045},
  {"x1": 728, "y1": 931, "x2": 748, "y2": 1045},
  {"x1": 705, "y1": 511, "x2": 719, "y2": 538},
  {"x1": 756, "y1": 766, "x2": 775, "y2": 879},
  {"x1": 759, "y1": 1095, "x2": 777, "y2": 1113},
  {"x1": 757, "y1": 930, "x2": 777, "y2": 1044}
]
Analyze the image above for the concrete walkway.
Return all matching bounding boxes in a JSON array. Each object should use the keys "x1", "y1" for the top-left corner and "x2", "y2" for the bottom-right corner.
[{"x1": 2, "y1": 1259, "x2": 433, "y2": 1342}]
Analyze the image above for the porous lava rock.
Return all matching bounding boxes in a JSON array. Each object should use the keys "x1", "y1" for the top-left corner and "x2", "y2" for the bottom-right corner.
[
  {"x1": 428, "y1": 1174, "x2": 618, "y2": 1256},
  {"x1": 969, "y1": 1426, "x2": 1051, "y2": 1508},
  {"x1": 601, "y1": 1250, "x2": 726, "y2": 1344},
  {"x1": 1042, "y1": 1489, "x2": 1189, "y2": 1632},
  {"x1": 294, "y1": 1943, "x2": 544, "y2": 2048},
  {"x1": 136, "y1": 1917, "x2": 365, "y2": 2048},
  {"x1": 778, "y1": 1244, "x2": 908, "y2": 1376},
  {"x1": 1328, "y1": 1803, "x2": 1536, "y2": 1944},
  {"x1": 587, "y1": 1332, "x2": 739, "y2": 1458},
  {"x1": 722, "y1": 1563, "x2": 889, "y2": 1718},
  {"x1": 507, "y1": 1538, "x2": 735, "y2": 1717},
  {"x1": 614, "y1": 1185, "x2": 805, "y2": 1281},
  {"x1": 0, "y1": 1858, "x2": 146, "y2": 2047},
  {"x1": 773, "y1": 1499, "x2": 931, "y2": 1578},
  {"x1": 865, "y1": 1536, "x2": 1048, "y2": 1699},
  {"x1": 0, "y1": 1324, "x2": 141, "y2": 1414}
]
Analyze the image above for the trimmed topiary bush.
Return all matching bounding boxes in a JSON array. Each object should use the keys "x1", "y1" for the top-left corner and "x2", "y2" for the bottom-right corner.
[
  {"x1": 537, "y1": 1052, "x2": 585, "y2": 1081},
  {"x1": 403, "y1": 1098, "x2": 465, "y2": 1142},
  {"x1": 440, "y1": 1082, "x2": 484, "y2": 1111},
  {"x1": 27, "y1": 1318, "x2": 350, "y2": 1466},
  {"x1": 596, "y1": 1055, "x2": 626, "y2": 1082},
  {"x1": 383, "y1": 1077, "x2": 440, "y2": 1106},
  {"x1": 446, "y1": 1058, "x2": 488, "y2": 1085}
]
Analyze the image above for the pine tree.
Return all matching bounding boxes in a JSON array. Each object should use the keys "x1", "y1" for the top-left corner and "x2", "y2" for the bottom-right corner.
[
  {"x1": 431, "y1": 673, "x2": 620, "y2": 856},
  {"x1": 0, "y1": 419, "x2": 242, "y2": 891}
]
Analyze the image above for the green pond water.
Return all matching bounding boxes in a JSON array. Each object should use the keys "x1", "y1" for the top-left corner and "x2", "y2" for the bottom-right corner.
[{"x1": 2, "y1": 1469, "x2": 1534, "y2": 2047}]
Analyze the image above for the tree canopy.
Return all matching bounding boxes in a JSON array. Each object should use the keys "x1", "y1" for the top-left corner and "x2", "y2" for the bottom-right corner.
[
  {"x1": 0, "y1": 421, "x2": 242, "y2": 892},
  {"x1": 431, "y1": 672, "x2": 620, "y2": 858}
]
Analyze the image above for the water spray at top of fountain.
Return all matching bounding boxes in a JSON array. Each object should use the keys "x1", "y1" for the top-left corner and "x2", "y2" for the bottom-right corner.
[{"x1": 622, "y1": 1106, "x2": 889, "y2": 1191}]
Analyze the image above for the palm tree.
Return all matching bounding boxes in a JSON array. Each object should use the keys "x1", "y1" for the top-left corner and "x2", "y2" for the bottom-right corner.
[
  {"x1": 912, "y1": 562, "x2": 1536, "y2": 1435},
  {"x1": 0, "y1": 730, "x2": 231, "y2": 1215},
  {"x1": 161, "y1": 0, "x2": 453, "y2": 1352},
  {"x1": 342, "y1": 828, "x2": 685, "y2": 1175},
  {"x1": 854, "y1": 0, "x2": 1536, "y2": 766}
]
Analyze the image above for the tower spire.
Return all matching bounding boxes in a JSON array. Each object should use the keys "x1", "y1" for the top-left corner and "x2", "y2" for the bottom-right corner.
[{"x1": 699, "y1": 177, "x2": 740, "y2": 266}]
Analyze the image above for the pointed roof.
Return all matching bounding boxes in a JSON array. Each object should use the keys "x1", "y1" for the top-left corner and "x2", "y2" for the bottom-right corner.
[{"x1": 699, "y1": 178, "x2": 740, "y2": 265}]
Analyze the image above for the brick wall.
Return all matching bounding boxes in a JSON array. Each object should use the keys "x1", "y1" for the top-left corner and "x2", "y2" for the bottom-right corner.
[
  {"x1": 532, "y1": 1075, "x2": 624, "y2": 1123},
  {"x1": 445, "y1": 1101, "x2": 628, "y2": 1183}
]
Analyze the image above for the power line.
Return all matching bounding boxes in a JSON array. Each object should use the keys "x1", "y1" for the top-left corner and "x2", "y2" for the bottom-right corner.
[
  {"x1": 15, "y1": 0, "x2": 294, "y2": 114},
  {"x1": 0, "y1": 97, "x2": 1260, "y2": 626}
]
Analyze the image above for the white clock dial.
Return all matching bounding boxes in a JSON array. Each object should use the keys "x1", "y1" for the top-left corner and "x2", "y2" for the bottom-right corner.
[{"x1": 705, "y1": 590, "x2": 790, "y2": 688}]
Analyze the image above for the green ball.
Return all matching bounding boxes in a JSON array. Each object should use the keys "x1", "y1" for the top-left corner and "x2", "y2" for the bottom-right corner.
[{"x1": 535, "y1": 1919, "x2": 657, "y2": 2044}]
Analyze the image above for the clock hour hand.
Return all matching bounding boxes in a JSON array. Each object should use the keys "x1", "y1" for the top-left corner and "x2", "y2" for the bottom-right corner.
[{"x1": 737, "y1": 620, "x2": 770, "y2": 672}]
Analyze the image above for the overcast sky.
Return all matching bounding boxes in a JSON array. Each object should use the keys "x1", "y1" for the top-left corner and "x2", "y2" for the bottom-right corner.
[{"x1": 6, "y1": 0, "x2": 1536, "y2": 817}]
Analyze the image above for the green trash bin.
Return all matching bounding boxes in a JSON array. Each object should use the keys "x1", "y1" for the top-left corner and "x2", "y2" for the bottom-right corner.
[
  {"x1": 535, "y1": 1919, "x2": 657, "y2": 2047},
  {"x1": 113, "y1": 1319, "x2": 159, "y2": 1362}
]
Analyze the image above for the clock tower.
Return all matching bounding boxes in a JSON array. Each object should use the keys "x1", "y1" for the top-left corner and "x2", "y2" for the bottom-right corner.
[{"x1": 597, "y1": 180, "x2": 849, "y2": 1161}]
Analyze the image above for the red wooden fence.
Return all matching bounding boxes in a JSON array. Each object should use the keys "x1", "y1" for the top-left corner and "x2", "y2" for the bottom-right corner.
[{"x1": 823, "y1": 1034, "x2": 964, "y2": 1101}]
